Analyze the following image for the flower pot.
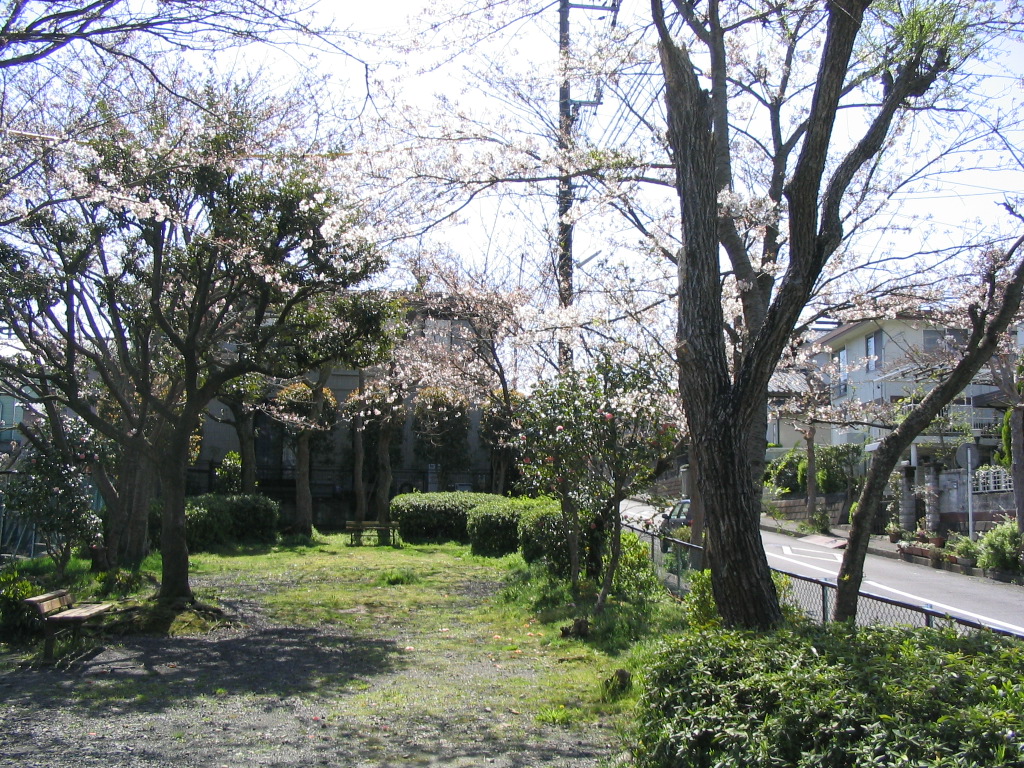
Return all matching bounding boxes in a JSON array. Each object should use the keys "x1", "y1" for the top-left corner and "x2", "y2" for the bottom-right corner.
[
  {"x1": 929, "y1": 536, "x2": 946, "y2": 548},
  {"x1": 888, "y1": 531, "x2": 902, "y2": 543}
]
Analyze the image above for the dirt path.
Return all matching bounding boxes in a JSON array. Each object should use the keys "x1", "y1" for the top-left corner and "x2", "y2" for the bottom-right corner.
[{"x1": 0, "y1": 577, "x2": 625, "y2": 768}]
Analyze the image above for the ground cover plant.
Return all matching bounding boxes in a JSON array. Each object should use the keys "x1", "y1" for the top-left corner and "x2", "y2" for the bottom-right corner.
[{"x1": 630, "y1": 622, "x2": 1024, "y2": 768}]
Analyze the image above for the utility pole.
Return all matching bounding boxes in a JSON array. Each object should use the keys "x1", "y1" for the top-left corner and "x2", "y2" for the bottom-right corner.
[{"x1": 555, "y1": 0, "x2": 619, "y2": 371}]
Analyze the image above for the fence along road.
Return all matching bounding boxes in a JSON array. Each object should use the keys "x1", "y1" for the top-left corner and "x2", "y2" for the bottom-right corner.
[{"x1": 621, "y1": 500, "x2": 1024, "y2": 638}]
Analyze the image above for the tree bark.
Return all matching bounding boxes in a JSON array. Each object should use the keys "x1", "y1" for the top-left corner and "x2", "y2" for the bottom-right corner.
[
  {"x1": 373, "y1": 418, "x2": 394, "y2": 543},
  {"x1": 1012, "y1": 405, "x2": 1024, "y2": 535},
  {"x1": 157, "y1": 436, "x2": 193, "y2": 604},
  {"x1": 595, "y1": 488, "x2": 624, "y2": 614}
]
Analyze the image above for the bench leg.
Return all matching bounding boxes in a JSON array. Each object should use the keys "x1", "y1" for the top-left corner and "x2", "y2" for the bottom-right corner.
[{"x1": 42, "y1": 623, "x2": 57, "y2": 662}]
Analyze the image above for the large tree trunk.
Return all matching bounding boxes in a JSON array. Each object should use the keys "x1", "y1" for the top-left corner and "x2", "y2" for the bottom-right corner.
[
  {"x1": 694, "y1": 408, "x2": 783, "y2": 629},
  {"x1": 157, "y1": 439, "x2": 193, "y2": 604},
  {"x1": 373, "y1": 418, "x2": 394, "y2": 543},
  {"x1": 1011, "y1": 405, "x2": 1024, "y2": 535}
]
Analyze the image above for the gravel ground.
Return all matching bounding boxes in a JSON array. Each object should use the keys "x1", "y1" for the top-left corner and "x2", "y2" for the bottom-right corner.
[{"x1": 0, "y1": 575, "x2": 626, "y2": 768}]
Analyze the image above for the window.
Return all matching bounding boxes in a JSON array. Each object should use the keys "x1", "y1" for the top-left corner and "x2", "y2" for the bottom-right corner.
[
  {"x1": 865, "y1": 330, "x2": 882, "y2": 371},
  {"x1": 832, "y1": 347, "x2": 848, "y2": 397}
]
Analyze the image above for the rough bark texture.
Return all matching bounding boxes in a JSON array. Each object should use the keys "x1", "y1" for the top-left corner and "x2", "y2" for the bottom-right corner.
[
  {"x1": 373, "y1": 419, "x2": 394, "y2": 544},
  {"x1": 649, "y1": 0, "x2": 961, "y2": 628},
  {"x1": 158, "y1": 430, "x2": 194, "y2": 604},
  {"x1": 1011, "y1": 406, "x2": 1024, "y2": 535}
]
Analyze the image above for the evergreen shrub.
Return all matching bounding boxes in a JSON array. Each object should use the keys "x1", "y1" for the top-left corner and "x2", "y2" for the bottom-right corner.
[
  {"x1": 390, "y1": 491, "x2": 498, "y2": 543},
  {"x1": 977, "y1": 518, "x2": 1023, "y2": 573},
  {"x1": 631, "y1": 624, "x2": 1024, "y2": 768},
  {"x1": 516, "y1": 498, "x2": 565, "y2": 570},
  {"x1": 0, "y1": 569, "x2": 38, "y2": 640},
  {"x1": 467, "y1": 496, "x2": 542, "y2": 556},
  {"x1": 184, "y1": 493, "x2": 280, "y2": 551}
]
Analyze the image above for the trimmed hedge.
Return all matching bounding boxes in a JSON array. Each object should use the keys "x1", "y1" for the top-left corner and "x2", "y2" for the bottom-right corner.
[
  {"x1": 390, "y1": 492, "x2": 499, "y2": 543},
  {"x1": 468, "y1": 497, "x2": 551, "y2": 557},
  {"x1": 632, "y1": 624, "x2": 1024, "y2": 768},
  {"x1": 184, "y1": 493, "x2": 280, "y2": 551}
]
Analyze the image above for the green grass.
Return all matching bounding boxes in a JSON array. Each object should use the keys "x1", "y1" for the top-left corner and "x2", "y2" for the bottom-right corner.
[{"x1": 3, "y1": 533, "x2": 678, "y2": 730}]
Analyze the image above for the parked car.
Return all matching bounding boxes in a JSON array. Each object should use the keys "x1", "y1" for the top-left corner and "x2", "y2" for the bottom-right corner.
[{"x1": 659, "y1": 499, "x2": 692, "y2": 552}]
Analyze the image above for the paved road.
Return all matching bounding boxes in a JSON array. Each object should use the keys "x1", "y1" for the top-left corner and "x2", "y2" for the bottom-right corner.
[
  {"x1": 621, "y1": 499, "x2": 1024, "y2": 635},
  {"x1": 763, "y1": 529, "x2": 1024, "y2": 635}
]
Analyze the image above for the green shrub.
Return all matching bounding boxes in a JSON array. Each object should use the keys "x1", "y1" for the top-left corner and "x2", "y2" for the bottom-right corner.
[
  {"x1": 184, "y1": 497, "x2": 234, "y2": 551},
  {"x1": 0, "y1": 569, "x2": 38, "y2": 640},
  {"x1": 612, "y1": 532, "x2": 663, "y2": 604},
  {"x1": 184, "y1": 493, "x2": 280, "y2": 551},
  {"x1": 632, "y1": 624, "x2": 1024, "y2": 768},
  {"x1": 215, "y1": 451, "x2": 243, "y2": 493},
  {"x1": 517, "y1": 497, "x2": 566, "y2": 569},
  {"x1": 947, "y1": 531, "x2": 981, "y2": 563},
  {"x1": 390, "y1": 491, "x2": 498, "y2": 543},
  {"x1": 467, "y1": 497, "x2": 536, "y2": 556},
  {"x1": 977, "y1": 518, "x2": 1023, "y2": 573}
]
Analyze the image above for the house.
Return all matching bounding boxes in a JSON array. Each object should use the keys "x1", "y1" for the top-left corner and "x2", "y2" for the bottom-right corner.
[{"x1": 812, "y1": 317, "x2": 1019, "y2": 532}]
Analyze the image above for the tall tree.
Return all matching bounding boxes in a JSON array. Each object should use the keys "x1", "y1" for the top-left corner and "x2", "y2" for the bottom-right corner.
[
  {"x1": 0, "y1": 72, "x2": 385, "y2": 603},
  {"x1": 647, "y1": 0, "x2": 1022, "y2": 627}
]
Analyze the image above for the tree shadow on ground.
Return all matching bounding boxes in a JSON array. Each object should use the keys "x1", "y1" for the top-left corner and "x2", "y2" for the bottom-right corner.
[{"x1": 0, "y1": 619, "x2": 404, "y2": 715}]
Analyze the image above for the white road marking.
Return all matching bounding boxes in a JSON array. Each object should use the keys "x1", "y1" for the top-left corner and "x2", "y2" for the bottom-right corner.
[
  {"x1": 780, "y1": 545, "x2": 844, "y2": 563},
  {"x1": 766, "y1": 549, "x2": 1024, "y2": 635}
]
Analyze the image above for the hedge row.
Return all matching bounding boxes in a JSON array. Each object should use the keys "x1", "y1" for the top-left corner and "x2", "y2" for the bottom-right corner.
[
  {"x1": 151, "y1": 493, "x2": 281, "y2": 552},
  {"x1": 390, "y1": 492, "x2": 497, "y2": 543},
  {"x1": 188, "y1": 493, "x2": 280, "y2": 551},
  {"x1": 632, "y1": 623, "x2": 1024, "y2": 768},
  {"x1": 390, "y1": 492, "x2": 565, "y2": 560}
]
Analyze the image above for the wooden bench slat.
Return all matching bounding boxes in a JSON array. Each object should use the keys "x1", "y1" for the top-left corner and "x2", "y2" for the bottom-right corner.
[
  {"x1": 22, "y1": 589, "x2": 112, "y2": 661},
  {"x1": 49, "y1": 604, "x2": 112, "y2": 622}
]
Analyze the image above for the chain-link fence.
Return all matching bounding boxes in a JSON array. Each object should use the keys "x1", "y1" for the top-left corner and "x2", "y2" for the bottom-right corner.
[{"x1": 624, "y1": 522, "x2": 1024, "y2": 639}]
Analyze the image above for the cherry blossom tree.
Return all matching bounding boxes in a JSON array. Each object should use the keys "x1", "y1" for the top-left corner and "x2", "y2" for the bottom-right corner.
[{"x1": 0, "y1": 72, "x2": 386, "y2": 603}]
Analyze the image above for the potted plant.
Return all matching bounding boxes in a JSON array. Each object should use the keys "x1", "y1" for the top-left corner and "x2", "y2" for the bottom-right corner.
[
  {"x1": 885, "y1": 521, "x2": 903, "y2": 543},
  {"x1": 926, "y1": 543, "x2": 945, "y2": 568}
]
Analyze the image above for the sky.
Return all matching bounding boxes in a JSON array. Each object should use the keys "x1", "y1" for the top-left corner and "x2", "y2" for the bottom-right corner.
[{"x1": 267, "y1": 0, "x2": 1024, "y2": 308}]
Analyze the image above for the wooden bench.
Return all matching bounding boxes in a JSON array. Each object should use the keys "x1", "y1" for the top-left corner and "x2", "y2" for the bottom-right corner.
[
  {"x1": 345, "y1": 520, "x2": 401, "y2": 546},
  {"x1": 23, "y1": 590, "x2": 112, "y2": 661}
]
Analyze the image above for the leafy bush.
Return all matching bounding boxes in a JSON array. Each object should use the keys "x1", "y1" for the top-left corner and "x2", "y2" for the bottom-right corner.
[
  {"x1": 632, "y1": 624, "x2": 1024, "y2": 768},
  {"x1": 215, "y1": 451, "x2": 243, "y2": 493},
  {"x1": 184, "y1": 497, "x2": 234, "y2": 551},
  {"x1": 4, "y1": 435, "x2": 102, "y2": 579},
  {"x1": 467, "y1": 497, "x2": 539, "y2": 556},
  {"x1": 184, "y1": 494, "x2": 280, "y2": 551},
  {"x1": 977, "y1": 518, "x2": 1023, "y2": 573},
  {"x1": 947, "y1": 531, "x2": 981, "y2": 563},
  {"x1": 611, "y1": 532, "x2": 663, "y2": 604},
  {"x1": 0, "y1": 569, "x2": 38, "y2": 640},
  {"x1": 764, "y1": 448, "x2": 803, "y2": 494},
  {"x1": 517, "y1": 497, "x2": 568, "y2": 570},
  {"x1": 390, "y1": 491, "x2": 498, "y2": 543}
]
